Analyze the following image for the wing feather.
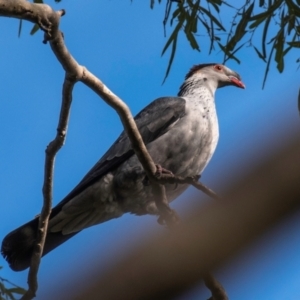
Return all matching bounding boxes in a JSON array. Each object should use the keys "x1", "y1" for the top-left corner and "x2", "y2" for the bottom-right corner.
[{"x1": 51, "y1": 97, "x2": 186, "y2": 216}]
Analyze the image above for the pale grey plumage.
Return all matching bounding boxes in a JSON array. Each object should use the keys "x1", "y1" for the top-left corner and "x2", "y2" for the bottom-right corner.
[{"x1": 1, "y1": 63, "x2": 245, "y2": 271}]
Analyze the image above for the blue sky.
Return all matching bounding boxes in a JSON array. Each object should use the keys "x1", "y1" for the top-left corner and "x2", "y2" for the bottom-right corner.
[{"x1": 0, "y1": 1, "x2": 300, "y2": 299}]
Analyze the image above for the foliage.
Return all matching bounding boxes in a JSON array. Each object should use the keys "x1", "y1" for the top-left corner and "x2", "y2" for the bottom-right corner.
[
  {"x1": 154, "y1": 0, "x2": 300, "y2": 87},
  {"x1": 23, "y1": 0, "x2": 300, "y2": 86},
  {"x1": 0, "y1": 267, "x2": 26, "y2": 300}
]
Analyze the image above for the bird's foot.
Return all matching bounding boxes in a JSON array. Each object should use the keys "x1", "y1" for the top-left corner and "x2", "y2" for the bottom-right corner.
[
  {"x1": 157, "y1": 209, "x2": 180, "y2": 227},
  {"x1": 143, "y1": 164, "x2": 174, "y2": 186},
  {"x1": 155, "y1": 164, "x2": 174, "y2": 178}
]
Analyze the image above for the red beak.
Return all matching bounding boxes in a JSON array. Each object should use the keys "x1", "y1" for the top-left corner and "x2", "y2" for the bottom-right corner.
[{"x1": 229, "y1": 76, "x2": 246, "y2": 89}]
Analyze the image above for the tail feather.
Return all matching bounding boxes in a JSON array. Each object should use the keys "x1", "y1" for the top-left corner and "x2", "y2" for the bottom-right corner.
[{"x1": 1, "y1": 218, "x2": 77, "y2": 272}]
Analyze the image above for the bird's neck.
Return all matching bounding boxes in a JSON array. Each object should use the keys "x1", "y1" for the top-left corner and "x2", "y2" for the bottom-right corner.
[{"x1": 177, "y1": 76, "x2": 218, "y2": 98}]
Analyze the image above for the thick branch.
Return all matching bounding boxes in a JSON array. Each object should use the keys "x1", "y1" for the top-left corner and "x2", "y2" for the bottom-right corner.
[
  {"x1": 21, "y1": 74, "x2": 76, "y2": 300},
  {"x1": 204, "y1": 273, "x2": 228, "y2": 300},
  {"x1": 0, "y1": 0, "x2": 59, "y2": 38},
  {"x1": 0, "y1": 1, "x2": 219, "y2": 298}
]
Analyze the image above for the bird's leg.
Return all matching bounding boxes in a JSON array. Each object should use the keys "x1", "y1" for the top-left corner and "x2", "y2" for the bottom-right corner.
[{"x1": 151, "y1": 182, "x2": 180, "y2": 228}]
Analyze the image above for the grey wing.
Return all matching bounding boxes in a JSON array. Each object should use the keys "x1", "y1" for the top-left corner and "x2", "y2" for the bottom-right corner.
[{"x1": 51, "y1": 97, "x2": 186, "y2": 215}]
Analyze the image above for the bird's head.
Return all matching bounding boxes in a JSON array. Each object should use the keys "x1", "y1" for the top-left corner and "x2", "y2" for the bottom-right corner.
[{"x1": 178, "y1": 63, "x2": 245, "y2": 96}]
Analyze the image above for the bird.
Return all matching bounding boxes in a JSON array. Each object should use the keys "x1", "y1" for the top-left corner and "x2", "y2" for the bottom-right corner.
[{"x1": 1, "y1": 63, "x2": 245, "y2": 272}]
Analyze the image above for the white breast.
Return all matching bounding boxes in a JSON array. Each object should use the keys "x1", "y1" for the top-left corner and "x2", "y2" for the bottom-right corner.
[{"x1": 148, "y1": 91, "x2": 219, "y2": 178}]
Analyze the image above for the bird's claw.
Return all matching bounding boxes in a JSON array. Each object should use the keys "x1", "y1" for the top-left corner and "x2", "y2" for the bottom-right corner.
[
  {"x1": 157, "y1": 209, "x2": 180, "y2": 226},
  {"x1": 155, "y1": 164, "x2": 174, "y2": 178},
  {"x1": 143, "y1": 164, "x2": 174, "y2": 186}
]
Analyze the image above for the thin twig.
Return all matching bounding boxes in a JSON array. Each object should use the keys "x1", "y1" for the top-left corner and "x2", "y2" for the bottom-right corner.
[
  {"x1": 153, "y1": 173, "x2": 219, "y2": 200},
  {"x1": 21, "y1": 53, "x2": 76, "y2": 300},
  {"x1": 0, "y1": 1, "x2": 219, "y2": 299}
]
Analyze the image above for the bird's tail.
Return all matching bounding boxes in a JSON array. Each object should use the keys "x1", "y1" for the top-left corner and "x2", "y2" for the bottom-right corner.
[{"x1": 1, "y1": 217, "x2": 77, "y2": 272}]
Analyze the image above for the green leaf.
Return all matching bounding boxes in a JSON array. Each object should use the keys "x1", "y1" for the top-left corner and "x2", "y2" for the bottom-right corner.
[
  {"x1": 30, "y1": 23, "x2": 40, "y2": 35},
  {"x1": 18, "y1": 19, "x2": 22, "y2": 37},
  {"x1": 249, "y1": 16, "x2": 268, "y2": 29},
  {"x1": 207, "y1": 0, "x2": 221, "y2": 13},
  {"x1": 161, "y1": 14, "x2": 185, "y2": 56},
  {"x1": 224, "y1": 42, "x2": 245, "y2": 64},
  {"x1": 190, "y1": 0, "x2": 200, "y2": 20},
  {"x1": 249, "y1": 11, "x2": 270, "y2": 21},
  {"x1": 208, "y1": 0, "x2": 222, "y2": 5},
  {"x1": 171, "y1": 8, "x2": 180, "y2": 26},
  {"x1": 262, "y1": 16, "x2": 271, "y2": 58},
  {"x1": 33, "y1": 0, "x2": 43, "y2": 3},
  {"x1": 198, "y1": 6, "x2": 225, "y2": 31},
  {"x1": 250, "y1": 0, "x2": 283, "y2": 21},
  {"x1": 191, "y1": 15, "x2": 198, "y2": 33},
  {"x1": 6, "y1": 288, "x2": 26, "y2": 295},
  {"x1": 4, "y1": 289, "x2": 14, "y2": 300},
  {"x1": 235, "y1": 2, "x2": 254, "y2": 39},
  {"x1": 276, "y1": 56, "x2": 284, "y2": 73},
  {"x1": 262, "y1": 41, "x2": 275, "y2": 88},
  {"x1": 184, "y1": 28, "x2": 200, "y2": 50},
  {"x1": 218, "y1": 42, "x2": 240, "y2": 64},
  {"x1": 222, "y1": 1, "x2": 235, "y2": 8},
  {"x1": 226, "y1": 3, "x2": 254, "y2": 52},
  {"x1": 185, "y1": 0, "x2": 199, "y2": 34},
  {"x1": 286, "y1": 0, "x2": 300, "y2": 17},
  {"x1": 0, "y1": 282, "x2": 5, "y2": 293},
  {"x1": 275, "y1": 31, "x2": 284, "y2": 72},
  {"x1": 208, "y1": 7, "x2": 215, "y2": 54},
  {"x1": 162, "y1": 35, "x2": 177, "y2": 83},
  {"x1": 287, "y1": 41, "x2": 300, "y2": 48},
  {"x1": 253, "y1": 46, "x2": 267, "y2": 62},
  {"x1": 150, "y1": 0, "x2": 155, "y2": 9},
  {"x1": 283, "y1": 45, "x2": 292, "y2": 56},
  {"x1": 287, "y1": 15, "x2": 295, "y2": 35},
  {"x1": 198, "y1": 17, "x2": 210, "y2": 34}
]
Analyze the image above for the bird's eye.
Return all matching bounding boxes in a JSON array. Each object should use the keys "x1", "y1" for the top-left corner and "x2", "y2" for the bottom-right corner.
[{"x1": 214, "y1": 65, "x2": 222, "y2": 71}]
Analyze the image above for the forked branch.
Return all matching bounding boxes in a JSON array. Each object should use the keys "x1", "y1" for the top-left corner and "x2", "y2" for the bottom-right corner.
[{"x1": 0, "y1": 1, "x2": 220, "y2": 299}]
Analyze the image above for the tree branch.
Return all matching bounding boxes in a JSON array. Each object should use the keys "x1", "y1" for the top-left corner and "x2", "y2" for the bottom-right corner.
[
  {"x1": 63, "y1": 137, "x2": 300, "y2": 300},
  {"x1": 21, "y1": 56, "x2": 76, "y2": 300},
  {"x1": 0, "y1": 0, "x2": 219, "y2": 298},
  {"x1": 204, "y1": 273, "x2": 228, "y2": 300},
  {"x1": 46, "y1": 7, "x2": 193, "y2": 226}
]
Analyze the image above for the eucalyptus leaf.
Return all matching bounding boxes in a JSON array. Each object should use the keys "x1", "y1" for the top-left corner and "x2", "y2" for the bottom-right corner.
[
  {"x1": 6, "y1": 287, "x2": 26, "y2": 295},
  {"x1": 262, "y1": 16, "x2": 271, "y2": 58},
  {"x1": 262, "y1": 42, "x2": 275, "y2": 88},
  {"x1": 287, "y1": 41, "x2": 300, "y2": 48},
  {"x1": 162, "y1": 35, "x2": 177, "y2": 83},
  {"x1": 30, "y1": 23, "x2": 40, "y2": 35},
  {"x1": 253, "y1": 46, "x2": 267, "y2": 62},
  {"x1": 218, "y1": 42, "x2": 240, "y2": 64},
  {"x1": 18, "y1": 19, "x2": 22, "y2": 37},
  {"x1": 198, "y1": 6, "x2": 225, "y2": 31}
]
